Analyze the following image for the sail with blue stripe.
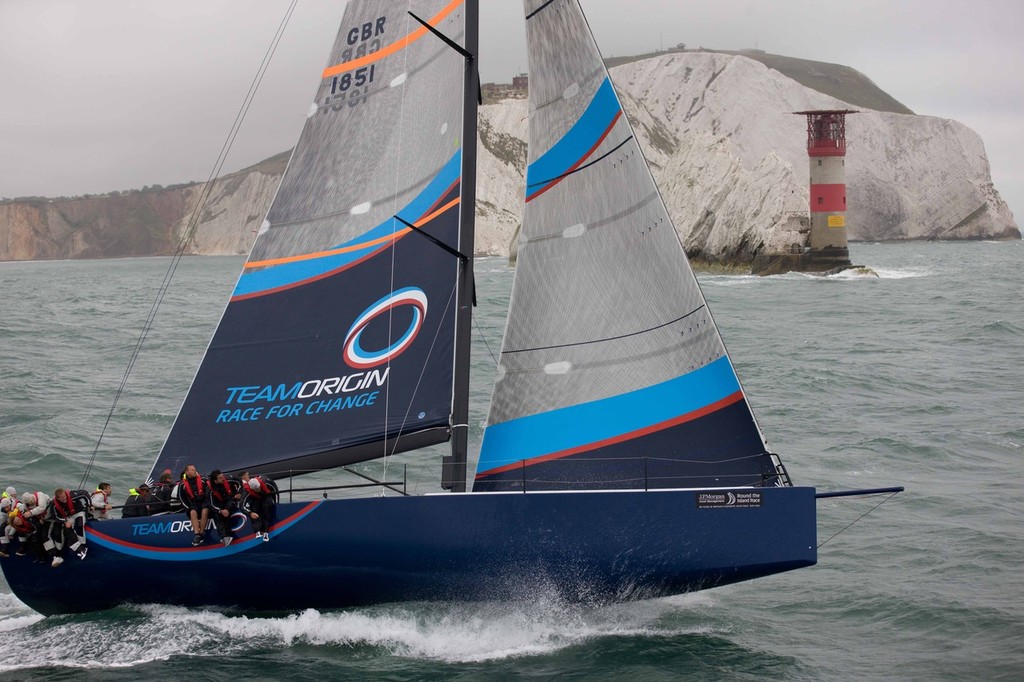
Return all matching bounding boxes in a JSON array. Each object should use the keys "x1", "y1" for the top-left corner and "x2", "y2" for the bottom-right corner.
[
  {"x1": 474, "y1": 0, "x2": 782, "y2": 492},
  {"x1": 149, "y1": 0, "x2": 476, "y2": 483}
]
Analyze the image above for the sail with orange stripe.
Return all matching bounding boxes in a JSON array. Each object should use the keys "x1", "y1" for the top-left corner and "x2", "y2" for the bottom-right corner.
[
  {"x1": 149, "y1": 0, "x2": 477, "y2": 482},
  {"x1": 474, "y1": 0, "x2": 781, "y2": 492}
]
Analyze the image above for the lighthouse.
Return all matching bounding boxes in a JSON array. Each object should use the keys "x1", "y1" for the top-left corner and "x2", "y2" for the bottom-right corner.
[
  {"x1": 796, "y1": 109, "x2": 856, "y2": 269},
  {"x1": 751, "y1": 109, "x2": 861, "y2": 275}
]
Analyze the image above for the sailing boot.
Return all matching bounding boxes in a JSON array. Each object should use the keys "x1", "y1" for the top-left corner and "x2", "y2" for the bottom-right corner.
[
  {"x1": 51, "y1": 556, "x2": 64, "y2": 568},
  {"x1": 192, "y1": 535, "x2": 203, "y2": 547}
]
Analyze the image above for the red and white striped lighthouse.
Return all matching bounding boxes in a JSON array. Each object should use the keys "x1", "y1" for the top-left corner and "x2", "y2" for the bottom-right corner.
[{"x1": 794, "y1": 109, "x2": 856, "y2": 269}]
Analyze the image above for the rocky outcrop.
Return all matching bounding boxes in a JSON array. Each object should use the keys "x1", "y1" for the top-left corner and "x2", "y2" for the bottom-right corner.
[{"x1": 1, "y1": 51, "x2": 1016, "y2": 263}]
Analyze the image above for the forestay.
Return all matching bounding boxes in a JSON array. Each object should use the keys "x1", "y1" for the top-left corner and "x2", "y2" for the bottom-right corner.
[
  {"x1": 150, "y1": 0, "x2": 473, "y2": 482},
  {"x1": 474, "y1": 0, "x2": 780, "y2": 492}
]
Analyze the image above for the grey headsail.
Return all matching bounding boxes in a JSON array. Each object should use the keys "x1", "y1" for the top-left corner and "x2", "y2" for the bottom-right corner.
[
  {"x1": 474, "y1": 0, "x2": 783, "y2": 492},
  {"x1": 150, "y1": 0, "x2": 476, "y2": 482}
]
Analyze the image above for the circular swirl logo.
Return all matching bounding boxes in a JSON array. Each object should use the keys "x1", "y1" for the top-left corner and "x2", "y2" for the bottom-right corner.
[{"x1": 343, "y1": 287, "x2": 428, "y2": 369}]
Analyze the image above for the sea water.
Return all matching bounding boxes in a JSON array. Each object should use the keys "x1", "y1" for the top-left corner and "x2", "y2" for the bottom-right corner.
[{"x1": 0, "y1": 241, "x2": 1021, "y2": 679}]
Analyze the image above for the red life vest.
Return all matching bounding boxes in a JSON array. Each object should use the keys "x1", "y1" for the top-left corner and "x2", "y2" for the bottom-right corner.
[
  {"x1": 249, "y1": 477, "x2": 268, "y2": 498},
  {"x1": 54, "y1": 494, "x2": 74, "y2": 518},
  {"x1": 11, "y1": 511, "x2": 33, "y2": 534},
  {"x1": 210, "y1": 478, "x2": 233, "y2": 505},
  {"x1": 181, "y1": 475, "x2": 205, "y2": 501}
]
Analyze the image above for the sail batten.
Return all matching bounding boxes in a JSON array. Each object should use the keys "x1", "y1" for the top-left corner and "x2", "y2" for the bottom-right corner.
[
  {"x1": 149, "y1": 0, "x2": 472, "y2": 483},
  {"x1": 474, "y1": 0, "x2": 774, "y2": 492}
]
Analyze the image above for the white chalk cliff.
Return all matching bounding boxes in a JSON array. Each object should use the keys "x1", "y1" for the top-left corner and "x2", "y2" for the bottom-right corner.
[
  {"x1": 475, "y1": 51, "x2": 1019, "y2": 263},
  {"x1": 1, "y1": 52, "x2": 1016, "y2": 263}
]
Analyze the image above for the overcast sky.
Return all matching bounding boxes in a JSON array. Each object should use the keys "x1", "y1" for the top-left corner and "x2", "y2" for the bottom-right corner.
[{"x1": 1, "y1": 0, "x2": 1021, "y2": 220}]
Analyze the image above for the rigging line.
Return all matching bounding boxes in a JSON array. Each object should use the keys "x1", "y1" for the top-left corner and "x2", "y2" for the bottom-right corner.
[
  {"x1": 503, "y1": 304, "x2": 707, "y2": 355},
  {"x1": 79, "y1": 0, "x2": 298, "y2": 489},
  {"x1": 341, "y1": 467, "x2": 406, "y2": 497},
  {"x1": 383, "y1": 279, "x2": 460, "y2": 480},
  {"x1": 472, "y1": 314, "x2": 498, "y2": 365},
  {"x1": 816, "y1": 491, "x2": 901, "y2": 549},
  {"x1": 526, "y1": 134, "x2": 632, "y2": 189},
  {"x1": 382, "y1": 2, "x2": 415, "y2": 479}
]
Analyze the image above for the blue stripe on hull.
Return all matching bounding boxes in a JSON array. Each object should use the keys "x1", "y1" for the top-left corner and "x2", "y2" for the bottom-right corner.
[
  {"x1": 0, "y1": 487, "x2": 816, "y2": 615},
  {"x1": 477, "y1": 356, "x2": 744, "y2": 476}
]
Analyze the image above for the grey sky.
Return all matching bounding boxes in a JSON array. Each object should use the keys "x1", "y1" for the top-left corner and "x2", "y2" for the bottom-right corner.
[{"x1": 1, "y1": 0, "x2": 1021, "y2": 221}]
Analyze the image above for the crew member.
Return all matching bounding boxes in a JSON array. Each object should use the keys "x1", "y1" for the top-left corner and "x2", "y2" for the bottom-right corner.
[
  {"x1": 0, "y1": 486, "x2": 18, "y2": 557},
  {"x1": 90, "y1": 483, "x2": 113, "y2": 520},
  {"x1": 7, "y1": 506, "x2": 43, "y2": 559},
  {"x1": 179, "y1": 464, "x2": 211, "y2": 546},
  {"x1": 21, "y1": 490, "x2": 51, "y2": 522},
  {"x1": 241, "y1": 473, "x2": 277, "y2": 542},
  {"x1": 45, "y1": 487, "x2": 89, "y2": 566},
  {"x1": 122, "y1": 482, "x2": 156, "y2": 518},
  {"x1": 207, "y1": 470, "x2": 237, "y2": 547},
  {"x1": 152, "y1": 470, "x2": 175, "y2": 513}
]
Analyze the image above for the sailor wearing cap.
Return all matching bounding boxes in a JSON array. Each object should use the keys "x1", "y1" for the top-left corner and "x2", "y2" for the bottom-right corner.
[
  {"x1": 122, "y1": 482, "x2": 156, "y2": 518},
  {"x1": 240, "y1": 472, "x2": 278, "y2": 542}
]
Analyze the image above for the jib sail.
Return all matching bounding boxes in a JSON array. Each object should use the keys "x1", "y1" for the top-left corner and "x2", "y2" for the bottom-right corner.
[{"x1": 474, "y1": 0, "x2": 778, "y2": 492}]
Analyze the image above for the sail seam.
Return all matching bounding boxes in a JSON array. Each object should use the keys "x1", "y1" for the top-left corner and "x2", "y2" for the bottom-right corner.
[{"x1": 503, "y1": 304, "x2": 706, "y2": 354}]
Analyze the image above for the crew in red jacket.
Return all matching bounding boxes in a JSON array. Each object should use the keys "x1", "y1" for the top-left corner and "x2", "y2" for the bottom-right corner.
[
  {"x1": 241, "y1": 473, "x2": 277, "y2": 542},
  {"x1": 45, "y1": 487, "x2": 89, "y2": 566}
]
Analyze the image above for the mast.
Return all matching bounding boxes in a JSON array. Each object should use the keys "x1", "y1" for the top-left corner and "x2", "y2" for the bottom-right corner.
[{"x1": 443, "y1": 0, "x2": 478, "y2": 492}]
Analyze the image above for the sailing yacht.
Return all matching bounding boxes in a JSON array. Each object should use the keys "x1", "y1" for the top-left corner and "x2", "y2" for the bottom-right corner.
[{"x1": 2, "y1": 0, "x2": 835, "y2": 616}]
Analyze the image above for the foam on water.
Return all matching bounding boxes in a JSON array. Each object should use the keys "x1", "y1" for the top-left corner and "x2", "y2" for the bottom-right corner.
[{"x1": 0, "y1": 592, "x2": 721, "y2": 669}]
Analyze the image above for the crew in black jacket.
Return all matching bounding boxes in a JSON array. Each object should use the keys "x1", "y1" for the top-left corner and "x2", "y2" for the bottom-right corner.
[
  {"x1": 207, "y1": 470, "x2": 238, "y2": 547},
  {"x1": 122, "y1": 483, "x2": 156, "y2": 518}
]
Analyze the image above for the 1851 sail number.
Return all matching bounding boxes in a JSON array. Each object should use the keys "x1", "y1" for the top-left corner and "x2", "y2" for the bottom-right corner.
[{"x1": 322, "y1": 16, "x2": 386, "y2": 112}]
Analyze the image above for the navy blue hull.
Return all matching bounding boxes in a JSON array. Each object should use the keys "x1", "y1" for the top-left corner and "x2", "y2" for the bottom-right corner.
[{"x1": 1, "y1": 487, "x2": 816, "y2": 616}]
